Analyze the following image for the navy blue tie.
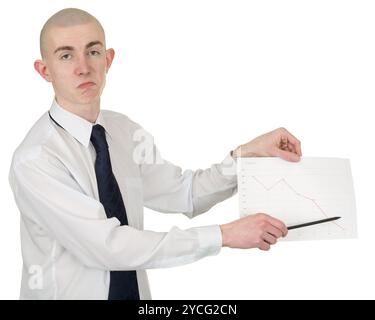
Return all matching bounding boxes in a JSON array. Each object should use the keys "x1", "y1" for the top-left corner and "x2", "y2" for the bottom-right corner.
[{"x1": 90, "y1": 124, "x2": 140, "y2": 300}]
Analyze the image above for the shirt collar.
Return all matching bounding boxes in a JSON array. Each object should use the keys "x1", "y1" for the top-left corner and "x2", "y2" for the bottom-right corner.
[{"x1": 49, "y1": 98, "x2": 110, "y2": 148}]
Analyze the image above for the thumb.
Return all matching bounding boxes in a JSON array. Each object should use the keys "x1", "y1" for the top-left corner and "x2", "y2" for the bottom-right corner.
[{"x1": 273, "y1": 148, "x2": 301, "y2": 162}]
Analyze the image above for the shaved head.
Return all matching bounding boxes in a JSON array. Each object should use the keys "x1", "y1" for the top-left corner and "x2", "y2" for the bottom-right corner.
[{"x1": 40, "y1": 8, "x2": 105, "y2": 58}]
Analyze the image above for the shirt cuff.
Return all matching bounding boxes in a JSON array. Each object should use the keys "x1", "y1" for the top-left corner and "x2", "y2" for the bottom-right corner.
[
  {"x1": 194, "y1": 225, "x2": 223, "y2": 257},
  {"x1": 218, "y1": 152, "x2": 238, "y2": 180}
]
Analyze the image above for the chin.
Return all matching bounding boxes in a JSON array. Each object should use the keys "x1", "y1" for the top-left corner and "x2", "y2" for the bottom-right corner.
[
  {"x1": 80, "y1": 98, "x2": 100, "y2": 105},
  {"x1": 78, "y1": 93, "x2": 100, "y2": 105}
]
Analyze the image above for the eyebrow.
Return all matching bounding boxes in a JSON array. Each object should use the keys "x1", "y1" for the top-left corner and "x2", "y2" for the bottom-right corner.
[{"x1": 53, "y1": 41, "x2": 104, "y2": 54}]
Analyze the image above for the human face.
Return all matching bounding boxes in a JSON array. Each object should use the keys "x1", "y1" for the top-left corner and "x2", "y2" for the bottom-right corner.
[{"x1": 36, "y1": 22, "x2": 114, "y2": 107}]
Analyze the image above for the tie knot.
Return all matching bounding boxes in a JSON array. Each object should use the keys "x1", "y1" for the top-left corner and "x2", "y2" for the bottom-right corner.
[{"x1": 90, "y1": 124, "x2": 108, "y2": 152}]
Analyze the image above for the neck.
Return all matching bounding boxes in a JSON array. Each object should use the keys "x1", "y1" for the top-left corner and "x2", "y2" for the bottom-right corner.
[{"x1": 55, "y1": 96, "x2": 100, "y2": 123}]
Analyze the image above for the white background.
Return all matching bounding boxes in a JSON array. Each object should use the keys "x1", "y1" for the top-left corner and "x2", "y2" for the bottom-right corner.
[{"x1": 1, "y1": 0, "x2": 374, "y2": 299}]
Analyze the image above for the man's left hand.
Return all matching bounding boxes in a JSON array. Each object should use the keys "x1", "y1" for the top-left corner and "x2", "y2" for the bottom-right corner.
[{"x1": 232, "y1": 127, "x2": 302, "y2": 162}]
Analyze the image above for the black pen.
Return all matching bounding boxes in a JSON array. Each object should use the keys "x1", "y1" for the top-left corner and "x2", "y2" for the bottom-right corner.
[{"x1": 287, "y1": 216, "x2": 341, "y2": 230}]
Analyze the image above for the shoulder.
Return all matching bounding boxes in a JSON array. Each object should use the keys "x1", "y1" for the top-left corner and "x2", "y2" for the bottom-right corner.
[
  {"x1": 100, "y1": 109, "x2": 151, "y2": 136},
  {"x1": 10, "y1": 112, "x2": 61, "y2": 170}
]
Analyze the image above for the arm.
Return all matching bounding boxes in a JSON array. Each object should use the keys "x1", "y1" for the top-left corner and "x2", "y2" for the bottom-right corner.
[
  {"x1": 9, "y1": 152, "x2": 222, "y2": 271},
  {"x1": 136, "y1": 125, "x2": 300, "y2": 251},
  {"x1": 139, "y1": 127, "x2": 301, "y2": 218},
  {"x1": 140, "y1": 151, "x2": 238, "y2": 218}
]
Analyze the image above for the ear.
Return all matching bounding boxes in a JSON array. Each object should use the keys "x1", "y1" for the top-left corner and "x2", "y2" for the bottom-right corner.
[
  {"x1": 34, "y1": 60, "x2": 52, "y2": 82},
  {"x1": 105, "y1": 48, "x2": 115, "y2": 73}
]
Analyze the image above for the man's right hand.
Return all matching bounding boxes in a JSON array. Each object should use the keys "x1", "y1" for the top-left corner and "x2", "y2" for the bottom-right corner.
[{"x1": 220, "y1": 213, "x2": 288, "y2": 251}]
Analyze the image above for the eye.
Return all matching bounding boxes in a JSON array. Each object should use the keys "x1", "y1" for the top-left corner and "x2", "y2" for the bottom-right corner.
[
  {"x1": 60, "y1": 53, "x2": 72, "y2": 60},
  {"x1": 89, "y1": 50, "x2": 101, "y2": 56}
]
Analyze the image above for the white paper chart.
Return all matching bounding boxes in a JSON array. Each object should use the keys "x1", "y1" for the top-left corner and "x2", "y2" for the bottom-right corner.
[{"x1": 238, "y1": 157, "x2": 357, "y2": 241}]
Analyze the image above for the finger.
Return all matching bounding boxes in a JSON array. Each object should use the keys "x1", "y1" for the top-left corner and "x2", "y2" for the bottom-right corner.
[
  {"x1": 282, "y1": 129, "x2": 302, "y2": 156},
  {"x1": 294, "y1": 140, "x2": 302, "y2": 157},
  {"x1": 262, "y1": 232, "x2": 277, "y2": 245},
  {"x1": 273, "y1": 148, "x2": 300, "y2": 162},
  {"x1": 265, "y1": 224, "x2": 283, "y2": 239},
  {"x1": 280, "y1": 142, "x2": 291, "y2": 152},
  {"x1": 264, "y1": 215, "x2": 288, "y2": 237},
  {"x1": 287, "y1": 142, "x2": 301, "y2": 156},
  {"x1": 259, "y1": 241, "x2": 271, "y2": 251},
  {"x1": 280, "y1": 140, "x2": 300, "y2": 157},
  {"x1": 286, "y1": 142, "x2": 296, "y2": 153}
]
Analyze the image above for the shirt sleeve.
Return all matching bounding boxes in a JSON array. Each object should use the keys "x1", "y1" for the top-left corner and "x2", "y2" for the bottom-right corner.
[
  {"x1": 9, "y1": 152, "x2": 222, "y2": 271},
  {"x1": 139, "y1": 134, "x2": 238, "y2": 218}
]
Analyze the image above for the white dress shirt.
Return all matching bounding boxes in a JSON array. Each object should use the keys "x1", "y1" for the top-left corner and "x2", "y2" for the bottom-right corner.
[{"x1": 8, "y1": 99, "x2": 238, "y2": 300}]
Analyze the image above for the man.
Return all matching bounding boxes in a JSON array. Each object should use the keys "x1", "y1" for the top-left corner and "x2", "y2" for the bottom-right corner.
[{"x1": 9, "y1": 8, "x2": 302, "y2": 300}]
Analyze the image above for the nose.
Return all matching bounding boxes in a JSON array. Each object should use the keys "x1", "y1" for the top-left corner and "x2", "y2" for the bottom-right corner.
[{"x1": 74, "y1": 55, "x2": 91, "y2": 76}]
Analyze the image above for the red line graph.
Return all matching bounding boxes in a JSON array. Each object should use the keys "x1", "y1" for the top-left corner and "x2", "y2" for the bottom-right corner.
[{"x1": 250, "y1": 175, "x2": 344, "y2": 230}]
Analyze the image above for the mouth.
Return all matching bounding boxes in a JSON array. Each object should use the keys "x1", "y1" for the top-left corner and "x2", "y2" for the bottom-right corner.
[{"x1": 77, "y1": 82, "x2": 96, "y2": 89}]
